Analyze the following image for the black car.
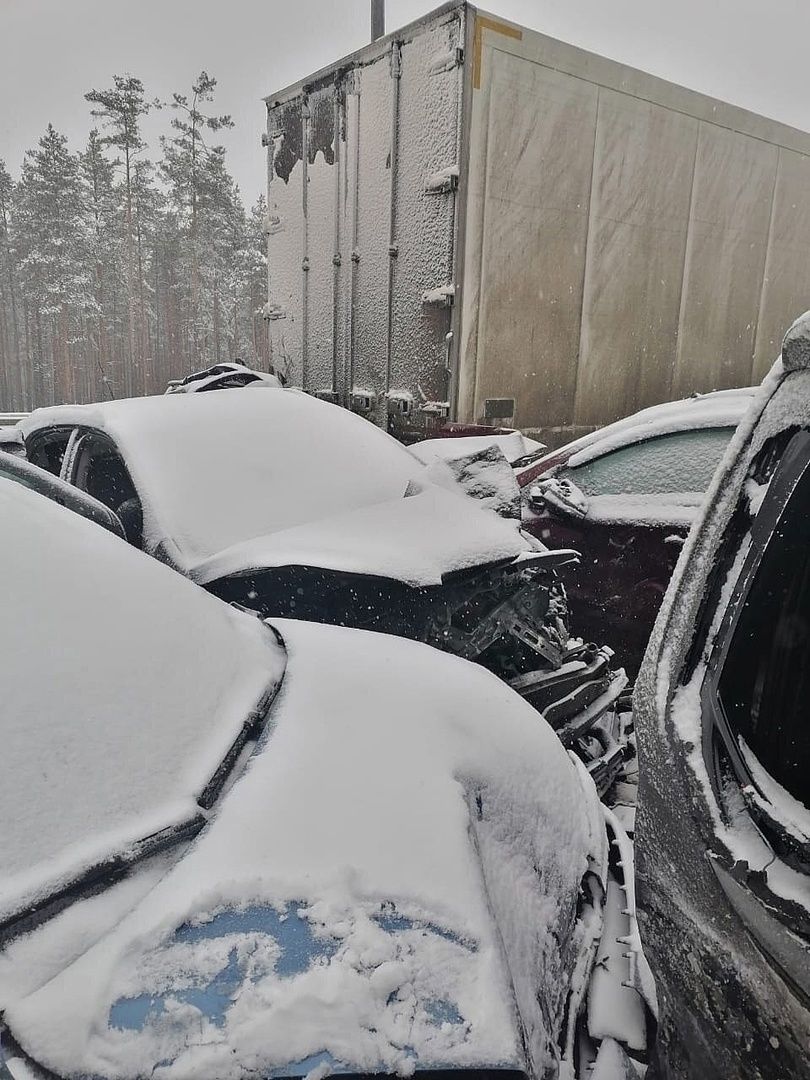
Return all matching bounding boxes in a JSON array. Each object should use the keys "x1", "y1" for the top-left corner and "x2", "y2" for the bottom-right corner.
[{"x1": 634, "y1": 311, "x2": 810, "y2": 1078}]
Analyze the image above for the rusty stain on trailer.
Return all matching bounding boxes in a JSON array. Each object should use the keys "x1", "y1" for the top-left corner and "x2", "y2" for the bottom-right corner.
[
  {"x1": 272, "y1": 102, "x2": 303, "y2": 183},
  {"x1": 472, "y1": 15, "x2": 522, "y2": 90},
  {"x1": 308, "y1": 91, "x2": 337, "y2": 166}
]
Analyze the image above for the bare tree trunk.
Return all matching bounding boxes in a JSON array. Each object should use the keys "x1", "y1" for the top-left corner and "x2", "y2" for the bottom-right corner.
[
  {"x1": 22, "y1": 300, "x2": 32, "y2": 409},
  {"x1": 213, "y1": 280, "x2": 221, "y2": 364},
  {"x1": 135, "y1": 199, "x2": 149, "y2": 393},
  {"x1": 125, "y1": 147, "x2": 136, "y2": 397}
]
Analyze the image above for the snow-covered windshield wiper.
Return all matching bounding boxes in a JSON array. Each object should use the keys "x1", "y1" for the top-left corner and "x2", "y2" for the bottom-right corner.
[{"x1": 0, "y1": 674, "x2": 279, "y2": 947}]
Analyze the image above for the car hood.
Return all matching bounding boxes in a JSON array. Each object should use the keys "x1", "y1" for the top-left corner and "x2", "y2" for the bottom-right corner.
[
  {"x1": 192, "y1": 483, "x2": 531, "y2": 588},
  {"x1": 2, "y1": 620, "x2": 606, "y2": 1080},
  {"x1": 0, "y1": 479, "x2": 283, "y2": 933}
]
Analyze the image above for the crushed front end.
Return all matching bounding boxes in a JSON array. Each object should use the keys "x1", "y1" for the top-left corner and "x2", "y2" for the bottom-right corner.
[{"x1": 208, "y1": 553, "x2": 628, "y2": 794}]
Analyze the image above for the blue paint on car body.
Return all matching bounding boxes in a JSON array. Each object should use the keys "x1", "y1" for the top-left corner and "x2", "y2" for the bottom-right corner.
[{"x1": 109, "y1": 903, "x2": 338, "y2": 1032}]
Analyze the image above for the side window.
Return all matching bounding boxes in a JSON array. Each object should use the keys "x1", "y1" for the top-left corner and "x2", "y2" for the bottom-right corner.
[
  {"x1": 26, "y1": 429, "x2": 74, "y2": 477},
  {"x1": 717, "y1": 445, "x2": 810, "y2": 816},
  {"x1": 561, "y1": 427, "x2": 733, "y2": 497},
  {"x1": 73, "y1": 434, "x2": 143, "y2": 547}
]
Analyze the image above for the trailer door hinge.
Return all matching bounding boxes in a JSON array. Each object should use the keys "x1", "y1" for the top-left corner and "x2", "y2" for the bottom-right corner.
[
  {"x1": 351, "y1": 389, "x2": 376, "y2": 414},
  {"x1": 424, "y1": 165, "x2": 459, "y2": 195},
  {"x1": 345, "y1": 70, "x2": 360, "y2": 95},
  {"x1": 422, "y1": 283, "x2": 455, "y2": 307},
  {"x1": 387, "y1": 391, "x2": 414, "y2": 417},
  {"x1": 390, "y1": 42, "x2": 402, "y2": 79},
  {"x1": 419, "y1": 400, "x2": 451, "y2": 418}
]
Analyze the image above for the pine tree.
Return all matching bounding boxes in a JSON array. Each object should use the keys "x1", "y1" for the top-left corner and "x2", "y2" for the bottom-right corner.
[
  {"x1": 80, "y1": 130, "x2": 120, "y2": 399},
  {"x1": 13, "y1": 125, "x2": 92, "y2": 404},
  {"x1": 85, "y1": 75, "x2": 152, "y2": 396},
  {"x1": 160, "y1": 71, "x2": 234, "y2": 368},
  {"x1": 0, "y1": 70, "x2": 265, "y2": 408}
]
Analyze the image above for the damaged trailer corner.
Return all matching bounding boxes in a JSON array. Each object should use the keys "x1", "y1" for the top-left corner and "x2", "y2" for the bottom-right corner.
[{"x1": 264, "y1": 1, "x2": 810, "y2": 446}]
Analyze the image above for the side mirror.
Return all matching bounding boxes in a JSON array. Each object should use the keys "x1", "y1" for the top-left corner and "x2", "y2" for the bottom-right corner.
[
  {"x1": 116, "y1": 497, "x2": 144, "y2": 547},
  {"x1": 528, "y1": 477, "x2": 589, "y2": 520}
]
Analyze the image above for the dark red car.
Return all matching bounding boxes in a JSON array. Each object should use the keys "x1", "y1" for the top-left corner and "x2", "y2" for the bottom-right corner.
[
  {"x1": 415, "y1": 390, "x2": 754, "y2": 678},
  {"x1": 516, "y1": 389, "x2": 756, "y2": 676}
]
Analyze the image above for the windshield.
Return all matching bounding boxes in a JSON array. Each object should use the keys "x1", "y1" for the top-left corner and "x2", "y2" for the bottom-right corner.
[
  {"x1": 561, "y1": 427, "x2": 733, "y2": 497},
  {"x1": 64, "y1": 391, "x2": 427, "y2": 566},
  {"x1": 0, "y1": 480, "x2": 284, "y2": 932}
]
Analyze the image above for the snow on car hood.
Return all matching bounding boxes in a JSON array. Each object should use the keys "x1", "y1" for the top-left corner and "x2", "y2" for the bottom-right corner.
[
  {"x1": 193, "y1": 482, "x2": 529, "y2": 587},
  {"x1": 0, "y1": 479, "x2": 284, "y2": 928},
  {"x1": 4, "y1": 620, "x2": 606, "y2": 1080}
]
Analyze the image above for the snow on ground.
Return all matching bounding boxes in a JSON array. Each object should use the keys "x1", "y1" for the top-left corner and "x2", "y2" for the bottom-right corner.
[
  {"x1": 4, "y1": 619, "x2": 606, "y2": 1080},
  {"x1": 0, "y1": 479, "x2": 284, "y2": 926}
]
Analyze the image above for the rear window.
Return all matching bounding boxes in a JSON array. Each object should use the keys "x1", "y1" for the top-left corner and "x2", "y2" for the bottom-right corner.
[{"x1": 561, "y1": 427, "x2": 732, "y2": 497}]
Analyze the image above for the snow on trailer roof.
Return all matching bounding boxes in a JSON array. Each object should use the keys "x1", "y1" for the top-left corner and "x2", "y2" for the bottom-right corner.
[
  {"x1": 23, "y1": 390, "x2": 529, "y2": 585},
  {"x1": 2, "y1": 621, "x2": 606, "y2": 1080},
  {"x1": 0, "y1": 478, "x2": 283, "y2": 928}
]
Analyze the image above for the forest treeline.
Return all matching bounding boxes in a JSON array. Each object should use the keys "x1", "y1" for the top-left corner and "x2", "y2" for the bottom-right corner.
[{"x1": 0, "y1": 72, "x2": 269, "y2": 410}]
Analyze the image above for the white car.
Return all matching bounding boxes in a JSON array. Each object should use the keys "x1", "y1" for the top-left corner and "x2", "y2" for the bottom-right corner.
[
  {"x1": 0, "y1": 480, "x2": 652, "y2": 1078},
  {"x1": 18, "y1": 388, "x2": 628, "y2": 788}
]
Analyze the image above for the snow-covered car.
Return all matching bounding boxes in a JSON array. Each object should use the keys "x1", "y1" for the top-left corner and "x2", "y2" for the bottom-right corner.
[
  {"x1": 0, "y1": 417, "x2": 27, "y2": 457},
  {"x1": 18, "y1": 389, "x2": 628, "y2": 789},
  {"x1": 516, "y1": 388, "x2": 756, "y2": 675},
  {"x1": 165, "y1": 360, "x2": 283, "y2": 393},
  {"x1": 634, "y1": 314, "x2": 810, "y2": 1078},
  {"x1": 0, "y1": 478, "x2": 653, "y2": 1079}
]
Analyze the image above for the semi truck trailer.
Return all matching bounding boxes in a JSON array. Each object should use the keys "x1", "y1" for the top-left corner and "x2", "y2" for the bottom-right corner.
[{"x1": 263, "y1": 1, "x2": 810, "y2": 444}]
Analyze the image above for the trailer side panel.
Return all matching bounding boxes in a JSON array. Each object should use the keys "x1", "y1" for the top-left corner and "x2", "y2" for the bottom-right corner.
[{"x1": 460, "y1": 12, "x2": 810, "y2": 444}]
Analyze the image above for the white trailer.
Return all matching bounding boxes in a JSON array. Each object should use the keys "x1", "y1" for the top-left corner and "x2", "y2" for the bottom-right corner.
[{"x1": 264, "y1": 2, "x2": 810, "y2": 444}]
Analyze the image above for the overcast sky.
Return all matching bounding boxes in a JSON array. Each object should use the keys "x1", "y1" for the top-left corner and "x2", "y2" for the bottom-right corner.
[{"x1": 2, "y1": 0, "x2": 809, "y2": 206}]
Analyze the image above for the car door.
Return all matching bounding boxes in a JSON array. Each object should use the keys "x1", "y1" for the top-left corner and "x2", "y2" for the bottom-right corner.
[
  {"x1": 701, "y1": 428, "x2": 810, "y2": 1015},
  {"x1": 524, "y1": 427, "x2": 734, "y2": 675},
  {"x1": 63, "y1": 429, "x2": 145, "y2": 547}
]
